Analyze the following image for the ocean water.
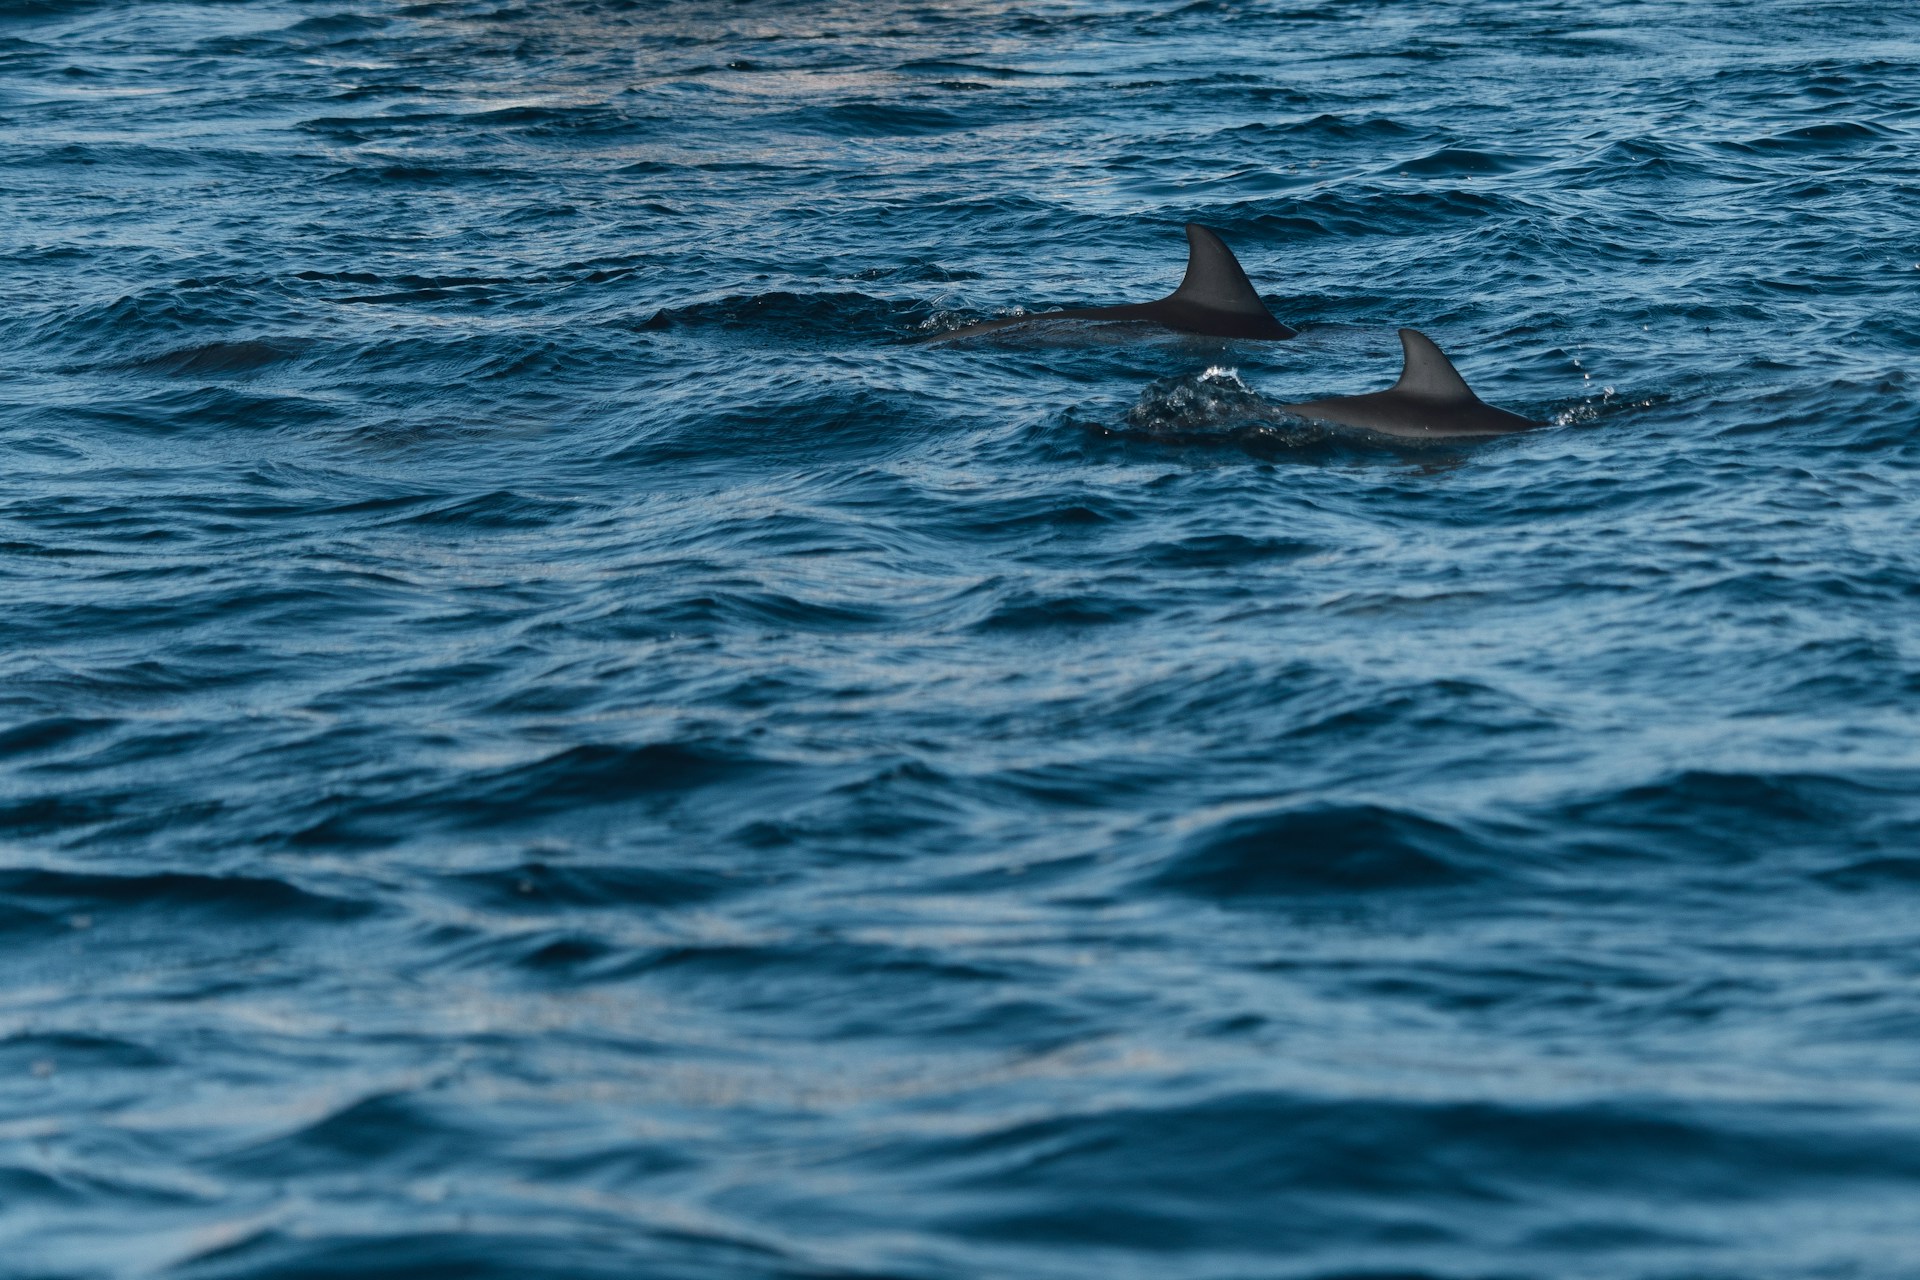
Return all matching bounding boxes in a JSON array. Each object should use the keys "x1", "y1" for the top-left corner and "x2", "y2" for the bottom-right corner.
[{"x1": 4, "y1": 1, "x2": 1920, "y2": 1276}]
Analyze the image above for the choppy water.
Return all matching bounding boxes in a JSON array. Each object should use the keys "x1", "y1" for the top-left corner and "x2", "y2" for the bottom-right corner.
[{"x1": 5, "y1": 1, "x2": 1920, "y2": 1276}]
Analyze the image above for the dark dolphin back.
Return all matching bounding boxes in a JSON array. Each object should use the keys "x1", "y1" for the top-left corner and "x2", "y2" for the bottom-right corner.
[
  {"x1": 918, "y1": 223, "x2": 1295, "y2": 342},
  {"x1": 1281, "y1": 329, "x2": 1538, "y2": 437}
]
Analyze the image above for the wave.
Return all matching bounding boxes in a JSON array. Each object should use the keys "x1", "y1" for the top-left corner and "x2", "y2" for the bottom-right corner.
[
  {"x1": 1550, "y1": 769, "x2": 1909, "y2": 864},
  {"x1": 7, "y1": 1, "x2": 1920, "y2": 1276},
  {"x1": 288, "y1": 741, "x2": 789, "y2": 849},
  {"x1": 639, "y1": 290, "x2": 928, "y2": 341},
  {"x1": 891, "y1": 1090, "x2": 1920, "y2": 1254},
  {"x1": 0, "y1": 869, "x2": 372, "y2": 923},
  {"x1": 1153, "y1": 802, "x2": 1493, "y2": 898},
  {"x1": 1387, "y1": 147, "x2": 1547, "y2": 177},
  {"x1": 442, "y1": 861, "x2": 731, "y2": 912},
  {"x1": 1738, "y1": 120, "x2": 1904, "y2": 152}
]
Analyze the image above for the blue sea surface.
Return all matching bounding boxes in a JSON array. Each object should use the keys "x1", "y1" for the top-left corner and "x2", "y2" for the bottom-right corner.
[{"x1": 4, "y1": 1, "x2": 1920, "y2": 1276}]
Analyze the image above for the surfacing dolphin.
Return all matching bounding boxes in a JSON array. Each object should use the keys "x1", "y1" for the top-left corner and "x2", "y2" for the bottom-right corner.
[
  {"x1": 1284, "y1": 328, "x2": 1537, "y2": 438},
  {"x1": 924, "y1": 224, "x2": 1296, "y2": 343}
]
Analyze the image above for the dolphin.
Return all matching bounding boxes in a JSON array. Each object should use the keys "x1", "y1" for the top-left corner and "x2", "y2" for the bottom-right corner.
[
  {"x1": 923, "y1": 224, "x2": 1296, "y2": 342},
  {"x1": 1282, "y1": 328, "x2": 1537, "y2": 438}
]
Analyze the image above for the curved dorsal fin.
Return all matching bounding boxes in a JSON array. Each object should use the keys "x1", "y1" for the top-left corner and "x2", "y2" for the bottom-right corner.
[
  {"x1": 1392, "y1": 328, "x2": 1478, "y2": 402},
  {"x1": 1167, "y1": 224, "x2": 1275, "y2": 320}
]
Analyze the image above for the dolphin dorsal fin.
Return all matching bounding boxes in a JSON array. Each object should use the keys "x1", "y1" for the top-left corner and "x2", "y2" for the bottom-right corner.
[
  {"x1": 1167, "y1": 224, "x2": 1274, "y2": 319},
  {"x1": 1392, "y1": 329, "x2": 1478, "y2": 402}
]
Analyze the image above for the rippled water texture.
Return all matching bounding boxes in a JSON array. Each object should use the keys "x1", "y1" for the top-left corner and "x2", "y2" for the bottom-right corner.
[{"x1": 5, "y1": 1, "x2": 1920, "y2": 1276}]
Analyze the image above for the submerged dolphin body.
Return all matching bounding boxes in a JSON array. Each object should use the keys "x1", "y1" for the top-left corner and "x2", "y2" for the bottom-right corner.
[
  {"x1": 1284, "y1": 329, "x2": 1537, "y2": 439},
  {"x1": 925, "y1": 224, "x2": 1296, "y2": 342}
]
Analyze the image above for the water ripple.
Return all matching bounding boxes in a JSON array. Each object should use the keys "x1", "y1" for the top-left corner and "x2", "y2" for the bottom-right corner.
[{"x1": 4, "y1": 0, "x2": 1920, "y2": 1276}]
